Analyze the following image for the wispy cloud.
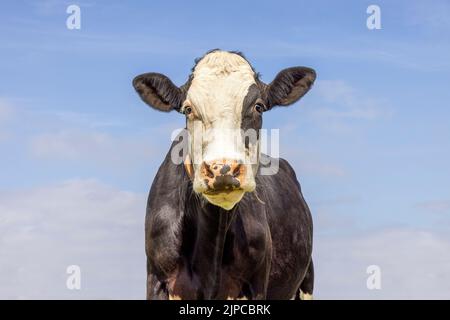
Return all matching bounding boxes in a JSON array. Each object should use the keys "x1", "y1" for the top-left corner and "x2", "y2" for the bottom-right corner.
[
  {"x1": 280, "y1": 144, "x2": 348, "y2": 179},
  {"x1": 249, "y1": 32, "x2": 450, "y2": 72},
  {"x1": 0, "y1": 99, "x2": 14, "y2": 124},
  {"x1": 0, "y1": 25, "x2": 199, "y2": 57},
  {"x1": 283, "y1": 79, "x2": 395, "y2": 136},
  {"x1": 0, "y1": 179, "x2": 145, "y2": 299},
  {"x1": 51, "y1": 111, "x2": 128, "y2": 129},
  {"x1": 29, "y1": 128, "x2": 162, "y2": 169},
  {"x1": 2, "y1": 178, "x2": 449, "y2": 299},
  {"x1": 405, "y1": 0, "x2": 450, "y2": 31},
  {"x1": 0, "y1": 98, "x2": 177, "y2": 172},
  {"x1": 298, "y1": 159, "x2": 347, "y2": 178},
  {"x1": 315, "y1": 228, "x2": 450, "y2": 299},
  {"x1": 25, "y1": 105, "x2": 182, "y2": 169},
  {"x1": 415, "y1": 200, "x2": 450, "y2": 214},
  {"x1": 311, "y1": 195, "x2": 361, "y2": 207},
  {"x1": 0, "y1": 99, "x2": 15, "y2": 142},
  {"x1": 310, "y1": 80, "x2": 393, "y2": 122},
  {"x1": 31, "y1": 0, "x2": 95, "y2": 16}
]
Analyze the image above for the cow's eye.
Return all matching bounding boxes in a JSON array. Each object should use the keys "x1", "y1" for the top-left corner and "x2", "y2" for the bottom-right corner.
[
  {"x1": 183, "y1": 106, "x2": 192, "y2": 115},
  {"x1": 254, "y1": 103, "x2": 265, "y2": 114}
]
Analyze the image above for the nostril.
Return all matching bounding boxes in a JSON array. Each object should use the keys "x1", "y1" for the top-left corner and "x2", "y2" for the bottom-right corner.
[
  {"x1": 233, "y1": 164, "x2": 242, "y2": 178},
  {"x1": 213, "y1": 175, "x2": 241, "y2": 191},
  {"x1": 202, "y1": 162, "x2": 215, "y2": 179}
]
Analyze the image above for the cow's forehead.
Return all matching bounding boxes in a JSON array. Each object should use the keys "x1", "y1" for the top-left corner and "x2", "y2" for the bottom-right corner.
[
  {"x1": 186, "y1": 51, "x2": 257, "y2": 119},
  {"x1": 192, "y1": 51, "x2": 255, "y2": 78}
]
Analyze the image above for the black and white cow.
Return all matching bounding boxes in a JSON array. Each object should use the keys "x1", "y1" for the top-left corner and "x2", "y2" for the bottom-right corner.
[{"x1": 133, "y1": 50, "x2": 316, "y2": 300}]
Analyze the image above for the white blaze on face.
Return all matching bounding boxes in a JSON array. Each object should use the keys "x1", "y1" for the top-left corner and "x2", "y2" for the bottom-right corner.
[{"x1": 185, "y1": 51, "x2": 258, "y2": 195}]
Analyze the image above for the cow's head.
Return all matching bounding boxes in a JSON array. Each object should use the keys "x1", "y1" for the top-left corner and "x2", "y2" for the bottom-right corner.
[{"x1": 133, "y1": 50, "x2": 315, "y2": 210}]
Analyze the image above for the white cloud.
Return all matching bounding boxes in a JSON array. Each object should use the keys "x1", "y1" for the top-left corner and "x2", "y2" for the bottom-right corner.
[
  {"x1": 1, "y1": 179, "x2": 450, "y2": 299},
  {"x1": 311, "y1": 195, "x2": 360, "y2": 207},
  {"x1": 0, "y1": 99, "x2": 15, "y2": 142},
  {"x1": 52, "y1": 111, "x2": 128, "y2": 129},
  {"x1": 281, "y1": 146, "x2": 347, "y2": 179},
  {"x1": 0, "y1": 100, "x2": 13, "y2": 124},
  {"x1": 25, "y1": 107, "x2": 183, "y2": 171},
  {"x1": 29, "y1": 129, "x2": 161, "y2": 168},
  {"x1": 315, "y1": 228, "x2": 450, "y2": 299},
  {"x1": 0, "y1": 179, "x2": 146, "y2": 299},
  {"x1": 297, "y1": 160, "x2": 347, "y2": 178},
  {"x1": 0, "y1": 99, "x2": 15, "y2": 127},
  {"x1": 32, "y1": 0, "x2": 95, "y2": 16},
  {"x1": 405, "y1": 0, "x2": 450, "y2": 30},
  {"x1": 250, "y1": 33, "x2": 450, "y2": 72},
  {"x1": 415, "y1": 200, "x2": 450, "y2": 214},
  {"x1": 310, "y1": 80, "x2": 393, "y2": 122}
]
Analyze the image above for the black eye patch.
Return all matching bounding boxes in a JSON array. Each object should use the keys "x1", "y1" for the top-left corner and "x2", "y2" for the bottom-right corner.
[{"x1": 241, "y1": 84, "x2": 263, "y2": 144}]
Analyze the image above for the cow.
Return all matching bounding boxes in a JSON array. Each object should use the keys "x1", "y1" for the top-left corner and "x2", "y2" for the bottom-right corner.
[{"x1": 132, "y1": 49, "x2": 316, "y2": 300}]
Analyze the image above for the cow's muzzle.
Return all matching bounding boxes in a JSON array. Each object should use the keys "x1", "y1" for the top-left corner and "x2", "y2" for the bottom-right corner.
[
  {"x1": 196, "y1": 159, "x2": 250, "y2": 210},
  {"x1": 200, "y1": 160, "x2": 245, "y2": 192}
]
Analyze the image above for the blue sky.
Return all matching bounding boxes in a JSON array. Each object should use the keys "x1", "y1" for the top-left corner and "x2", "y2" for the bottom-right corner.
[{"x1": 1, "y1": 0, "x2": 450, "y2": 299}]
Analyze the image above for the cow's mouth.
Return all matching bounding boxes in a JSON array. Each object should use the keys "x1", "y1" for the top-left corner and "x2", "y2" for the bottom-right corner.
[
  {"x1": 203, "y1": 188, "x2": 242, "y2": 195},
  {"x1": 202, "y1": 189, "x2": 245, "y2": 210}
]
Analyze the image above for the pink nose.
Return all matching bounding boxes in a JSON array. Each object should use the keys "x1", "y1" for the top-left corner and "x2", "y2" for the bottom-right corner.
[{"x1": 200, "y1": 160, "x2": 245, "y2": 191}]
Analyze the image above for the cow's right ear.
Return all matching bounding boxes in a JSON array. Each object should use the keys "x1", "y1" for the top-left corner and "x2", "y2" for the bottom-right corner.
[{"x1": 132, "y1": 73, "x2": 183, "y2": 112}]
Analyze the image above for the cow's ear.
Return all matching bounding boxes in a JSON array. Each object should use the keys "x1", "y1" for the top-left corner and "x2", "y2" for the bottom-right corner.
[
  {"x1": 265, "y1": 67, "x2": 316, "y2": 108},
  {"x1": 132, "y1": 73, "x2": 183, "y2": 112}
]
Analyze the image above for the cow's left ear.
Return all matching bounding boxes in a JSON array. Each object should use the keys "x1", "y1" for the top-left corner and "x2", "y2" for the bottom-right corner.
[{"x1": 265, "y1": 67, "x2": 316, "y2": 108}]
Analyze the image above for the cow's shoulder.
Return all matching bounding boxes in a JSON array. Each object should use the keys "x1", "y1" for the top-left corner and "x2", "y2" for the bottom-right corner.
[
  {"x1": 256, "y1": 153, "x2": 311, "y2": 230},
  {"x1": 145, "y1": 144, "x2": 189, "y2": 278},
  {"x1": 257, "y1": 154, "x2": 301, "y2": 191},
  {"x1": 147, "y1": 140, "x2": 190, "y2": 208},
  {"x1": 256, "y1": 155, "x2": 313, "y2": 292}
]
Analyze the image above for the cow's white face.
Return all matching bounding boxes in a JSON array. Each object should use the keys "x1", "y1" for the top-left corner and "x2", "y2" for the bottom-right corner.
[
  {"x1": 184, "y1": 52, "x2": 259, "y2": 209},
  {"x1": 133, "y1": 50, "x2": 316, "y2": 210}
]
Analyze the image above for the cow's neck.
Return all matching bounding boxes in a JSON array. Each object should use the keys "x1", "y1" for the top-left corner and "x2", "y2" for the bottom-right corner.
[{"x1": 190, "y1": 203, "x2": 236, "y2": 299}]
